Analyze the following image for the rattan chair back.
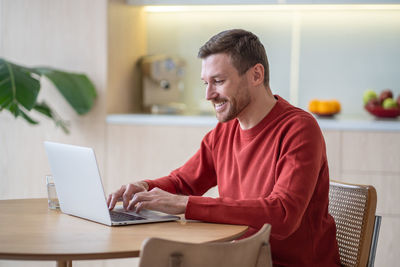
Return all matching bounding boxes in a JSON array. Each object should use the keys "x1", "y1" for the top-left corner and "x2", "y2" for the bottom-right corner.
[{"x1": 329, "y1": 181, "x2": 377, "y2": 267}]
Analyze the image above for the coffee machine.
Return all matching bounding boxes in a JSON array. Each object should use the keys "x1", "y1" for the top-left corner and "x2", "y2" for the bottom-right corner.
[{"x1": 140, "y1": 55, "x2": 186, "y2": 114}]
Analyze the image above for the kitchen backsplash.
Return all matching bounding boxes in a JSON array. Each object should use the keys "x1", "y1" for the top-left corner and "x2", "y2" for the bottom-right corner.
[{"x1": 144, "y1": 6, "x2": 400, "y2": 115}]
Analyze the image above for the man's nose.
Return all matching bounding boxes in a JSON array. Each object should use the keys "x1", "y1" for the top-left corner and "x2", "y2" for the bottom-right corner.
[{"x1": 206, "y1": 85, "x2": 218, "y2": 100}]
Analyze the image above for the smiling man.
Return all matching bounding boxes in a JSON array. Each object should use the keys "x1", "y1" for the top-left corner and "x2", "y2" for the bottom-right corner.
[{"x1": 108, "y1": 29, "x2": 341, "y2": 266}]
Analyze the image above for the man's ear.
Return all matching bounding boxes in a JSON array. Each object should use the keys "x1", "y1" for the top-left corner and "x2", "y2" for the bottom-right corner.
[{"x1": 249, "y1": 63, "x2": 265, "y2": 86}]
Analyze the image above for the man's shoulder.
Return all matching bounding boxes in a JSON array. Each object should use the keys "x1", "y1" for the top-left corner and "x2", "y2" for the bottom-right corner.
[
  {"x1": 282, "y1": 109, "x2": 320, "y2": 135},
  {"x1": 275, "y1": 96, "x2": 318, "y2": 126},
  {"x1": 268, "y1": 97, "x2": 322, "y2": 141}
]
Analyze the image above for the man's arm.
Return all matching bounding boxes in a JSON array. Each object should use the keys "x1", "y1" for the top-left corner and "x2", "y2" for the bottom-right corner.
[{"x1": 107, "y1": 130, "x2": 216, "y2": 213}]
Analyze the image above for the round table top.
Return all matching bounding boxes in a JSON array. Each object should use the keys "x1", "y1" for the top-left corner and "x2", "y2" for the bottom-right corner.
[{"x1": 0, "y1": 198, "x2": 248, "y2": 261}]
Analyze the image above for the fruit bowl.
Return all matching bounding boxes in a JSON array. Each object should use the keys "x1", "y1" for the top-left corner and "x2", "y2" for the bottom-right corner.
[
  {"x1": 311, "y1": 111, "x2": 339, "y2": 118},
  {"x1": 365, "y1": 105, "x2": 400, "y2": 118},
  {"x1": 308, "y1": 99, "x2": 341, "y2": 118}
]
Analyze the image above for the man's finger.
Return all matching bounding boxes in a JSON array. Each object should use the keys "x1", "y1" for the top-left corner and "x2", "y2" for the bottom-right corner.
[
  {"x1": 122, "y1": 184, "x2": 137, "y2": 209},
  {"x1": 108, "y1": 194, "x2": 117, "y2": 210},
  {"x1": 108, "y1": 185, "x2": 126, "y2": 210},
  {"x1": 134, "y1": 201, "x2": 151, "y2": 213},
  {"x1": 127, "y1": 191, "x2": 144, "y2": 210},
  {"x1": 106, "y1": 194, "x2": 112, "y2": 207},
  {"x1": 127, "y1": 191, "x2": 152, "y2": 210},
  {"x1": 109, "y1": 193, "x2": 123, "y2": 210}
]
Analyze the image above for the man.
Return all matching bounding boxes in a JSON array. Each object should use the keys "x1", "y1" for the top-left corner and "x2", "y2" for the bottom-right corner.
[{"x1": 108, "y1": 29, "x2": 340, "y2": 266}]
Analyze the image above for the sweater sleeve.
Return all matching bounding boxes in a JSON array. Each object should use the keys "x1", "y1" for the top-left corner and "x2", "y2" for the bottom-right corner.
[
  {"x1": 185, "y1": 116, "x2": 326, "y2": 240},
  {"x1": 145, "y1": 130, "x2": 218, "y2": 196}
]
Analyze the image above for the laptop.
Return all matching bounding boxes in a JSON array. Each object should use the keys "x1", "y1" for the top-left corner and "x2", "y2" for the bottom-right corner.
[{"x1": 44, "y1": 141, "x2": 180, "y2": 226}]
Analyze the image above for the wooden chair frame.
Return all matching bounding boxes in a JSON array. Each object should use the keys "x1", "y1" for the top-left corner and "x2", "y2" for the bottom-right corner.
[
  {"x1": 329, "y1": 180, "x2": 380, "y2": 267},
  {"x1": 138, "y1": 224, "x2": 272, "y2": 267}
]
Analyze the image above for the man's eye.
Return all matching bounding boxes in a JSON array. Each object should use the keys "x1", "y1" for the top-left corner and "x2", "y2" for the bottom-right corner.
[{"x1": 214, "y1": 80, "x2": 224, "y2": 85}]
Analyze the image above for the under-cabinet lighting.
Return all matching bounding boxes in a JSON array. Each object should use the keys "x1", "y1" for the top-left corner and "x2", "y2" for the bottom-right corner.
[{"x1": 145, "y1": 4, "x2": 400, "y2": 13}]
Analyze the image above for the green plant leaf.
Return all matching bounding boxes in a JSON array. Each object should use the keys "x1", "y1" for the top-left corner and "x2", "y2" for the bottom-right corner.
[
  {"x1": 36, "y1": 67, "x2": 96, "y2": 115},
  {"x1": 33, "y1": 102, "x2": 70, "y2": 134},
  {"x1": 20, "y1": 108, "x2": 39, "y2": 125},
  {"x1": 33, "y1": 101, "x2": 52, "y2": 118},
  {"x1": 0, "y1": 58, "x2": 96, "y2": 134},
  {"x1": 0, "y1": 58, "x2": 40, "y2": 111}
]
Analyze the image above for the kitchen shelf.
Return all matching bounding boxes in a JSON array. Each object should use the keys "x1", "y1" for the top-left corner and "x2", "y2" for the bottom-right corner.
[
  {"x1": 107, "y1": 114, "x2": 218, "y2": 127},
  {"x1": 315, "y1": 115, "x2": 400, "y2": 132},
  {"x1": 107, "y1": 114, "x2": 400, "y2": 131}
]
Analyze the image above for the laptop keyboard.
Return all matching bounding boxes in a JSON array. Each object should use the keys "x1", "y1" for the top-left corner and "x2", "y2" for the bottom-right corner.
[{"x1": 110, "y1": 211, "x2": 146, "y2": 222}]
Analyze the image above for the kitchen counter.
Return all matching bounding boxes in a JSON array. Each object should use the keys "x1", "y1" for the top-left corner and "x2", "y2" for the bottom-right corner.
[
  {"x1": 107, "y1": 114, "x2": 218, "y2": 127},
  {"x1": 106, "y1": 113, "x2": 400, "y2": 131},
  {"x1": 314, "y1": 115, "x2": 400, "y2": 131}
]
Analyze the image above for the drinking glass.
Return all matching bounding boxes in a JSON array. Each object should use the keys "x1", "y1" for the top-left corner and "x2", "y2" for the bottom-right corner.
[{"x1": 46, "y1": 175, "x2": 60, "y2": 209}]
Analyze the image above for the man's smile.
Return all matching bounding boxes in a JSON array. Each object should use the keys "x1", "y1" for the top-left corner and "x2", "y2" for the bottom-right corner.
[{"x1": 214, "y1": 101, "x2": 228, "y2": 112}]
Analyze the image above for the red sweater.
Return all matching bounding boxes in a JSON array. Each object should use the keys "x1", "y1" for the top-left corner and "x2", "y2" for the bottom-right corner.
[{"x1": 146, "y1": 96, "x2": 340, "y2": 266}]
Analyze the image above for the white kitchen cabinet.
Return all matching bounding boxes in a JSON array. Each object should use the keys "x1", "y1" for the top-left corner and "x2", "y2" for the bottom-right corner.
[
  {"x1": 321, "y1": 130, "x2": 342, "y2": 181},
  {"x1": 327, "y1": 130, "x2": 400, "y2": 267},
  {"x1": 341, "y1": 131, "x2": 400, "y2": 173},
  {"x1": 105, "y1": 123, "x2": 213, "y2": 192}
]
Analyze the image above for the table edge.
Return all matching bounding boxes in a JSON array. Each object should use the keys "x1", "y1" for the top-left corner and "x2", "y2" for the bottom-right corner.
[{"x1": 0, "y1": 251, "x2": 140, "y2": 261}]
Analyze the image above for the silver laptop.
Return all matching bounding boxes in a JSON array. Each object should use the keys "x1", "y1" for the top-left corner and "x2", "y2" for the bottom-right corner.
[{"x1": 44, "y1": 141, "x2": 180, "y2": 226}]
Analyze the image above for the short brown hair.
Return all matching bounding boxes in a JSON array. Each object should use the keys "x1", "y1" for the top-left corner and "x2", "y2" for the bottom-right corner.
[{"x1": 198, "y1": 29, "x2": 269, "y2": 86}]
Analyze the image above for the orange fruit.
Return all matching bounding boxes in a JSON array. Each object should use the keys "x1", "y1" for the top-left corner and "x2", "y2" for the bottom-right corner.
[
  {"x1": 318, "y1": 100, "x2": 335, "y2": 114},
  {"x1": 330, "y1": 99, "x2": 341, "y2": 113},
  {"x1": 308, "y1": 99, "x2": 320, "y2": 113},
  {"x1": 308, "y1": 99, "x2": 341, "y2": 115}
]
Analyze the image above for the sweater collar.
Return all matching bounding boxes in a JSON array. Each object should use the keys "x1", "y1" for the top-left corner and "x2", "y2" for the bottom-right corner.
[{"x1": 239, "y1": 95, "x2": 283, "y2": 140}]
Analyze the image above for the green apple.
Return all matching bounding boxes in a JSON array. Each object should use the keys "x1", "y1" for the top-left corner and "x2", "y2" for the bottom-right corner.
[
  {"x1": 382, "y1": 98, "x2": 398, "y2": 109},
  {"x1": 379, "y1": 89, "x2": 393, "y2": 104},
  {"x1": 363, "y1": 89, "x2": 378, "y2": 105}
]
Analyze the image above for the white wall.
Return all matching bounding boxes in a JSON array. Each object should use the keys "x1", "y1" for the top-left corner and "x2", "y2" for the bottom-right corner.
[
  {"x1": 145, "y1": 6, "x2": 400, "y2": 115},
  {"x1": 0, "y1": 0, "x2": 108, "y2": 200},
  {"x1": 0, "y1": 1, "x2": 145, "y2": 266}
]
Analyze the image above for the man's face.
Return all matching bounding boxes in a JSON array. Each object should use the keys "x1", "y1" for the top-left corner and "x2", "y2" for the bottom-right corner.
[{"x1": 201, "y1": 53, "x2": 251, "y2": 123}]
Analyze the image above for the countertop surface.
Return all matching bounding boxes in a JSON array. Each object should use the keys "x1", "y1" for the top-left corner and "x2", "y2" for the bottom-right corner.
[{"x1": 107, "y1": 113, "x2": 400, "y2": 131}]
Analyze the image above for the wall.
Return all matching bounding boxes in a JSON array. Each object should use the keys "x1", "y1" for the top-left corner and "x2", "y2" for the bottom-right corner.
[
  {"x1": 0, "y1": 0, "x2": 109, "y2": 266},
  {"x1": 0, "y1": 0, "x2": 108, "y2": 199},
  {"x1": 144, "y1": 5, "x2": 400, "y2": 115},
  {"x1": 146, "y1": 8, "x2": 293, "y2": 112},
  {"x1": 107, "y1": 0, "x2": 147, "y2": 114}
]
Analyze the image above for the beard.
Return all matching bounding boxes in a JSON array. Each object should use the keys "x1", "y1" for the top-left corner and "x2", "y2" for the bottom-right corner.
[{"x1": 214, "y1": 85, "x2": 251, "y2": 123}]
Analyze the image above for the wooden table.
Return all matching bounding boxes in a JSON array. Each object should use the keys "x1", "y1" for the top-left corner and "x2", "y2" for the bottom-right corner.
[{"x1": 0, "y1": 198, "x2": 248, "y2": 267}]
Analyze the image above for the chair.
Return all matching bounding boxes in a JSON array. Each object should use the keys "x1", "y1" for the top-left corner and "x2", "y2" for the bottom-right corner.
[
  {"x1": 138, "y1": 224, "x2": 272, "y2": 267},
  {"x1": 329, "y1": 180, "x2": 381, "y2": 267}
]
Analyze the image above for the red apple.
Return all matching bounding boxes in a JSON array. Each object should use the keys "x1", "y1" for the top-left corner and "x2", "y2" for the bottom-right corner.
[
  {"x1": 379, "y1": 89, "x2": 393, "y2": 104},
  {"x1": 397, "y1": 95, "x2": 400, "y2": 109},
  {"x1": 366, "y1": 98, "x2": 380, "y2": 109}
]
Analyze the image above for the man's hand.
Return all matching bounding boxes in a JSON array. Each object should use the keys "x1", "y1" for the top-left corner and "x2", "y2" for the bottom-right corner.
[
  {"x1": 129, "y1": 187, "x2": 189, "y2": 215},
  {"x1": 107, "y1": 181, "x2": 149, "y2": 210}
]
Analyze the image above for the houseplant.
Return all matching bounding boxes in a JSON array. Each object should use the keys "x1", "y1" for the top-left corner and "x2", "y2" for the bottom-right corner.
[{"x1": 0, "y1": 58, "x2": 96, "y2": 134}]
